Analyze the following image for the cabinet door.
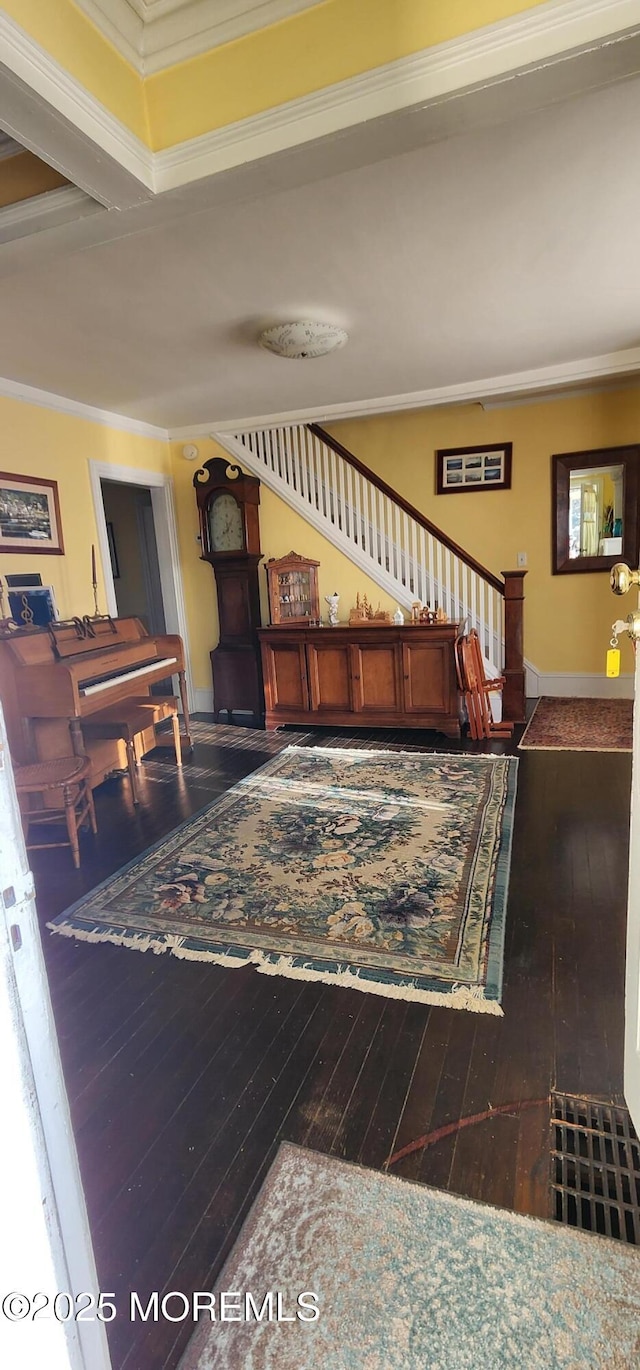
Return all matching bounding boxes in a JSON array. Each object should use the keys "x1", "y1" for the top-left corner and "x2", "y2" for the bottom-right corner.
[
  {"x1": 307, "y1": 642, "x2": 353, "y2": 712},
  {"x1": 401, "y1": 639, "x2": 452, "y2": 714},
  {"x1": 350, "y1": 642, "x2": 400, "y2": 714},
  {"x1": 261, "y1": 639, "x2": 309, "y2": 714}
]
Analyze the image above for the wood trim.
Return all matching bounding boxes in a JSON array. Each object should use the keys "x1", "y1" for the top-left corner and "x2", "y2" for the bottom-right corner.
[
  {"x1": 502, "y1": 570, "x2": 527, "y2": 722},
  {"x1": 308, "y1": 424, "x2": 505, "y2": 594},
  {"x1": 435, "y1": 442, "x2": 512, "y2": 495},
  {"x1": 0, "y1": 470, "x2": 64, "y2": 555},
  {"x1": 552, "y1": 445, "x2": 640, "y2": 575}
]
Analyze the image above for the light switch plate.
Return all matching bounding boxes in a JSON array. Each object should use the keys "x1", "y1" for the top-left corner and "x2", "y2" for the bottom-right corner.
[{"x1": 517, "y1": 551, "x2": 527, "y2": 567}]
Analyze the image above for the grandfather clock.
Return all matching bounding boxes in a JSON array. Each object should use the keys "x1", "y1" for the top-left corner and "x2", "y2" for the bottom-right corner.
[{"x1": 193, "y1": 457, "x2": 264, "y2": 725}]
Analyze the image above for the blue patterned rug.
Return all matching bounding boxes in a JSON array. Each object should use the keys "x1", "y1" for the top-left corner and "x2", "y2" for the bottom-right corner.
[
  {"x1": 178, "y1": 1144, "x2": 640, "y2": 1370},
  {"x1": 48, "y1": 746, "x2": 517, "y2": 1013}
]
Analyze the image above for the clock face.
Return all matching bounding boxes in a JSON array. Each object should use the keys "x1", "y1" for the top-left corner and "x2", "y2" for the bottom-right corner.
[{"x1": 208, "y1": 492, "x2": 245, "y2": 552}]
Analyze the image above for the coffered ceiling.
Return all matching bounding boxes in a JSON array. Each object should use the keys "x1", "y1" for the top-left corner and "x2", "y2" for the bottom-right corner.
[{"x1": 76, "y1": 0, "x2": 324, "y2": 73}]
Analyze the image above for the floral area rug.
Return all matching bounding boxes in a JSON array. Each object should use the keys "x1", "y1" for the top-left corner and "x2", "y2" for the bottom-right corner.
[
  {"x1": 178, "y1": 1144, "x2": 640, "y2": 1370},
  {"x1": 519, "y1": 696, "x2": 633, "y2": 751},
  {"x1": 48, "y1": 746, "x2": 518, "y2": 1013}
]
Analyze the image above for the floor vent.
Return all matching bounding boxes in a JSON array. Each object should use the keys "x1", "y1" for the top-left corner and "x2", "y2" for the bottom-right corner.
[{"x1": 550, "y1": 1092, "x2": 640, "y2": 1243}]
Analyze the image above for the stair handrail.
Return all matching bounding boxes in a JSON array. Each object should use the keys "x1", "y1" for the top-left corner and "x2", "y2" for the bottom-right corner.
[{"x1": 308, "y1": 423, "x2": 505, "y2": 596}]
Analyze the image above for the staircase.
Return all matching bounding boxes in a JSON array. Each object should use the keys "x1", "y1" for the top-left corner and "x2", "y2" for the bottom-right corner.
[{"x1": 212, "y1": 422, "x2": 526, "y2": 721}]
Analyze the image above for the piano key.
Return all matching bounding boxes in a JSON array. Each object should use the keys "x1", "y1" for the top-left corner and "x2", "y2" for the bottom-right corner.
[{"x1": 81, "y1": 657, "x2": 178, "y2": 697}]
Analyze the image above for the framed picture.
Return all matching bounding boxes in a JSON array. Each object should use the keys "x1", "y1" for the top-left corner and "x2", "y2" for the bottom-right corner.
[
  {"x1": 8, "y1": 585, "x2": 58, "y2": 628},
  {"x1": 436, "y1": 444, "x2": 512, "y2": 494},
  {"x1": 106, "y1": 521, "x2": 120, "y2": 579},
  {"x1": 0, "y1": 472, "x2": 64, "y2": 554}
]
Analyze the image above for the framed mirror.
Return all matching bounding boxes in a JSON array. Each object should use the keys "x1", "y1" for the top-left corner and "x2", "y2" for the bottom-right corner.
[{"x1": 552, "y1": 445, "x2": 640, "y2": 574}]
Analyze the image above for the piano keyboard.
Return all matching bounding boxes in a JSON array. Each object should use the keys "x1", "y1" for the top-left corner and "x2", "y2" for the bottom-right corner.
[{"x1": 81, "y1": 656, "x2": 178, "y2": 697}]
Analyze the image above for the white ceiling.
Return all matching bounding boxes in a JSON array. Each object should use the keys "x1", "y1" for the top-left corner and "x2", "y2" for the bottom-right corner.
[{"x1": 1, "y1": 76, "x2": 640, "y2": 430}]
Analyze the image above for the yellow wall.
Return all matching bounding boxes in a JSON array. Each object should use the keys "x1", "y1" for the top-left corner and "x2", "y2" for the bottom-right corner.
[
  {"x1": 0, "y1": 152, "x2": 69, "y2": 208},
  {"x1": 1, "y1": 387, "x2": 636, "y2": 711},
  {"x1": 8, "y1": 0, "x2": 547, "y2": 152},
  {"x1": 146, "y1": 0, "x2": 547, "y2": 150},
  {"x1": 327, "y1": 387, "x2": 640, "y2": 678},
  {"x1": 2, "y1": 0, "x2": 148, "y2": 143},
  {"x1": 0, "y1": 396, "x2": 169, "y2": 622},
  {"x1": 170, "y1": 439, "x2": 403, "y2": 692}
]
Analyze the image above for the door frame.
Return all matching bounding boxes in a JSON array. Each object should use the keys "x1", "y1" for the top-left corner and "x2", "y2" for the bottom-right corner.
[{"x1": 89, "y1": 460, "x2": 195, "y2": 712}]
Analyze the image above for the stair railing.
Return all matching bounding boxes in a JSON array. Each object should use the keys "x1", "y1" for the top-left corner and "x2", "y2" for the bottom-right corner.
[{"x1": 219, "y1": 422, "x2": 526, "y2": 721}]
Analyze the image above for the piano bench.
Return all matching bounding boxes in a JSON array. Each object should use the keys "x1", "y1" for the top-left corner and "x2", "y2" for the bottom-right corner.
[
  {"x1": 15, "y1": 754, "x2": 97, "y2": 869},
  {"x1": 81, "y1": 695, "x2": 182, "y2": 806}
]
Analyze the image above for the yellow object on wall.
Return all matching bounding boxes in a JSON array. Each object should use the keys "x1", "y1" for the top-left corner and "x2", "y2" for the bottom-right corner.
[{"x1": 327, "y1": 387, "x2": 640, "y2": 679}]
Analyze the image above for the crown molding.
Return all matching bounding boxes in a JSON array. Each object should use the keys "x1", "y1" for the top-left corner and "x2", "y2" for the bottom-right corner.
[
  {"x1": 152, "y1": 0, "x2": 640, "y2": 191},
  {"x1": 0, "y1": 132, "x2": 23, "y2": 162},
  {"x1": 0, "y1": 348, "x2": 638, "y2": 444},
  {"x1": 0, "y1": 10, "x2": 154, "y2": 195},
  {"x1": 167, "y1": 349, "x2": 640, "y2": 438},
  {"x1": 71, "y1": 0, "x2": 640, "y2": 77},
  {"x1": 4, "y1": 0, "x2": 640, "y2": 201},
  {"x1": 74, "y1": 0, "x2": 323, "y2": 75},
  {"x1": 0, "y1": 374, "x2": 169, "y2": 440},
  {"x1": 0, "y1": 186, "x2": 103, "y2": 244},
  {"x1": 73, "y1": 0, "x2": 143, "y2": 70}
]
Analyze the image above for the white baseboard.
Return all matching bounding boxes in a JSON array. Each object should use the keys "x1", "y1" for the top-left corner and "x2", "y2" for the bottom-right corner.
[
  {"x1": 193, "y1": 687, "x2": 215, "y2": 714},
  {"x1": 525, "y1": 663, "x2": 634, "y2": 699}
]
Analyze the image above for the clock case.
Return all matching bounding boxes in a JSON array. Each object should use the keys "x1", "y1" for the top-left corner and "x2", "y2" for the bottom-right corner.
[{"x1": 193, "y1": 457, "x2": 264, "y2": 725}]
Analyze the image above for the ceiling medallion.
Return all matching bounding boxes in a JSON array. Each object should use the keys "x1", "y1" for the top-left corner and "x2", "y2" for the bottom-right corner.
[{"x1": 259, "y1": 320, "x2": 348, "y2": 360}]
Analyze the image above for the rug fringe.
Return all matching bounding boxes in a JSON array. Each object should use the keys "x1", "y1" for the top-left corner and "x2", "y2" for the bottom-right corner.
[
  {"x1": 249, "y1": 953, "x2": 504, "y2": 1013},
  {"x1": 46, "y1": 921, "x2": 503, "y2": 1013}
]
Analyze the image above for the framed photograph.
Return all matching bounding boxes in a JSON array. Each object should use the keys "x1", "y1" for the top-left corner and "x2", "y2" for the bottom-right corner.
[
  {"x1": 106, "y1": 521, "x2": 120, "y2": 579},
  {"x1": 436, "y1": 444, "x2": 512, "y2": 494},
  {"x1": 0, "y1": 472, "x2": 64, "y2": 554}
]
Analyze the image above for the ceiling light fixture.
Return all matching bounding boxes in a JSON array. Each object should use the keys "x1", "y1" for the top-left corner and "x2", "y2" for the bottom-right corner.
[{"x1": 259, "y1": 320, "x2": 348, "y2": 360}]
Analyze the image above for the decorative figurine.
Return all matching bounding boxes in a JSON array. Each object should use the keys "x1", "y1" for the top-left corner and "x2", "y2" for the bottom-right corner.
[
  {"x1": 435, "y1": 605, "x2": 449, "y2": 624},
  {"x1": 349, "y1": 592, "x2": 391, "y2": 625},
  {"x1": 393, "y1": 606, "x2": 404, "y2": 625},
  {"x1": 325, "y1": 591, "x2": 340, "y2": 626},
  {"x1": 411, "y1": 600, "x2": 422, "y2": 624}
]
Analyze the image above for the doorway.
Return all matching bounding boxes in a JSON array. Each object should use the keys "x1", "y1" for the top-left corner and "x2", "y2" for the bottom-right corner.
[
  {"x1": 89, "y1": 458, "x2": 195, "y2": 714},
  {"x1": 100, "y1": 480, "x2": 166, "y2": 636}
]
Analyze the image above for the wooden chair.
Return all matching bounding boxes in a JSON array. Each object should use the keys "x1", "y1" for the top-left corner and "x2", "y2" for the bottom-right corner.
[
  {"x1": 455, "y1": 630, "x2": 513, "y2": 741},
  {"x1": 15, "y1": 754, "x2": 97, "y2": 869},
  {"x1": 81, "y1": 695, "x2": 182, "y2": 806}
]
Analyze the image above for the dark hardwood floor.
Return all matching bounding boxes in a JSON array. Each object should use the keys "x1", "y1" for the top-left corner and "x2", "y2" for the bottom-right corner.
[{"x1": 34, "y1": 718, "x2": 630, "y2": 1370}]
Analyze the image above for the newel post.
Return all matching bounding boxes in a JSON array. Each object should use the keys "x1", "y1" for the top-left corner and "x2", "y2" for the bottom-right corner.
[{"x1": 501, "y1": 570, "x2": 527, "y2": 723}]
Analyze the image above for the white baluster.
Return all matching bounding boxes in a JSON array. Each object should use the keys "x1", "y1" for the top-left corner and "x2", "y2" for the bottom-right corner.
[
  {"x1": 321, "y1": 438, "x2": 331, "y2": 521},
  {"x1": 283, "y1": 427, "x2": 294, "y2": 487}
]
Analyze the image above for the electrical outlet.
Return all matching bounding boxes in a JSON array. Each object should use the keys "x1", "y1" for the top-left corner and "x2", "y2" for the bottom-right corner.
[{"x1": 517, "y1": 551, "x2": 527, "y2": 568}]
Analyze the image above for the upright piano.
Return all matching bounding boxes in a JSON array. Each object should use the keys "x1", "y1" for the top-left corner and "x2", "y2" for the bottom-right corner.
[{"x1": 0, "y1": 615, "x2": 191, "y2": 788}]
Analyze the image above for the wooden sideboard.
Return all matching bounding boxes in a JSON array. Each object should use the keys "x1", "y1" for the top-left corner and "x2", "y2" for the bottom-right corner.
[{"x1": 258, "y1": 624, "x2": 461, "y2": 735}]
